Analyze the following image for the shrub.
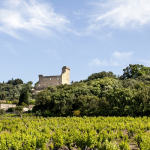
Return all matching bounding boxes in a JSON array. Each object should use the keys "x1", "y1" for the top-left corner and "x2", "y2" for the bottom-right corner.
[
  {"x1": 43, "y1": 110, "x2": 51, "y2": 117},
  {"x1": 36, "y1": 110, "x2": 42, "y2": 116},
  {"x1": 27, "y1": 110, "x2": 32, "y2": 113},
  {"x1": 73, "y1": 110, "x2": 81, "y2": 117},
  {"x1": 119, "y1": 140, "x2": 130, "y2": 150},
  {"x1": 6, "y1": 100, "x2": 12, "y2": 104},
  {"x1": 21, "y1": 102, "x2": 28, "y2": 107},
  {"x1": 99, "y1": 140, "x2": 118, "y2": 150},
  {"x1": 32, "y1": 105, "x2": 40, "y2": 113},
  {"x1": 7, "y1": 107, "x2": 15, "y2": 112},
  {"x1": 29, "y1": 99, "x2": 35, "y2": 105},
  {"x1": 0, "y1": 109, "x2": 5, "y2": 115},
  {"x1": 12, "y1": 100, "x2": 18, "y2": 105},
  {"x1": 14, "y1": 106, "x2": 23, "y2": 118}
]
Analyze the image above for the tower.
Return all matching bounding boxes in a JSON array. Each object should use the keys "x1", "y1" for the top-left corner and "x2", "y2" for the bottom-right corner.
[
  {"x1": 35, "y1": 66, "x2": 70, "y2": 90},
  {"x1": 61, "y1": 66, "x2": 70, "y2": 84}
]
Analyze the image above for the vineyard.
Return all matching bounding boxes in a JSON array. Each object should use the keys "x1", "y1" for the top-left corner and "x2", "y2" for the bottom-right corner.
[{"x1": 1, "y1": 115, "x2": 150, "y2": 149}]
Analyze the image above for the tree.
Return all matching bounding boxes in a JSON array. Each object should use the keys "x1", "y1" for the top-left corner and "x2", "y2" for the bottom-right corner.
[
  {"x1": 122, "y1": 79, "x2": 138, "y2": 89},
  {"x1": 7, "y1": 80, "x2": 13, "y2": 84},
  {"x1": 7, "y1": 78, "x2": 23, "y2": 85},
  {"x1": 14, "y1": 106, "x2": 23, "y2": 118},
  {"x1": 87, "y1": 71, "x2": 116, "y2": 81},
  {"x1": 13, "y1": 79, "x2": 23, "y2": 85},
  {"x1": 36, "y1": 90, "x2": 51, "y2": 106},
  {"x1": 19, "y1": 89, "x2": 29, "y2": 105},
  {"x1": 27, "y1": 81, "x2": 33, "y2": 85},
  {"x1": 23, "y1": 89, "x2": 29, "y2": 105},
  {"x1": 122, "y1": 64, "x2": 150, "y2": 79},
  {"x1": 0, "y1": 92, "x2": 6, "y2": 100}
]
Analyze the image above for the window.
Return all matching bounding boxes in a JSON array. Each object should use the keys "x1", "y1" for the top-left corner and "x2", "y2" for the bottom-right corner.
[
  {"x1": 57, "y1": 78, "x2": 59, "y2": 80},
  {"x1": 45, "y1": 78, "x2": 47, "y2": 81},
  {"x1": 38, "y1": 84, "x2": 40, "y2": 87},
  {"x1": 50, "y1": 78, "x2": 52, "y2": 80},
  {"x1": 44, "y1": 84, "x2": 45, "y2": 86}
]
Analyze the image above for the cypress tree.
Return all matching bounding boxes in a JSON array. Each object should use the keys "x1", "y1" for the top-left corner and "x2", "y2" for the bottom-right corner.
[
  {"x1": 19, "y1": 89, "x2": 29, "y2": 105},
  {"x1": 19, "y1": 90, "x2": 24, "y2": 105},
  {"x1": 24, "y1": 90, "x2": 29, "y2": 105}
]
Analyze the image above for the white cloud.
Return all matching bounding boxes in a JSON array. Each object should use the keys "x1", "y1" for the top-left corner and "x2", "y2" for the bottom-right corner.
[
  {"x1": 89, "y1": 51, "x2": 134, "y2": 67},
  {"x1": 89, "y1": 59, "x2": 109, "y2": 67},
  {"x1": 0, "y1": 0, "x2": 71, "y2": 38},
  {"x1": 87, "y1": 0, "x2": 150, "y2": 33},
  {"x1": 111, "y1": 51, "x2": 134, "y2": 66}
]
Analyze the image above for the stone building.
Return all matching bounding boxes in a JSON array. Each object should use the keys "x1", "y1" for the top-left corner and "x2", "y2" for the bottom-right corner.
[{"x1": 35, "y1": 66, "x2": 70, "y2": 90}]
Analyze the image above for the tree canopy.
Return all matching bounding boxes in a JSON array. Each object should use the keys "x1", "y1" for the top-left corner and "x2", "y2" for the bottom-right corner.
[
  {"x1": 0, "y1": 93, "x2": 6, "y2": 100},
  {"x1": 122, "y1": 64, "x2": 150, "y2": 79},
  {"x1": 33, "y1": 64, "x2": 150, "y2": 117},
  {"x1": 14, "y1": 106, "x2": 23, "y2": 118},
  {"x1": 87, "y1": 71, "x2": 117, "y2": 81},
  {"x1": 7, "y1": 78, "x2": 23, "y2": 85},
  {"x1": 0, "y1": 80, "x2": 32, "y2": 101}
]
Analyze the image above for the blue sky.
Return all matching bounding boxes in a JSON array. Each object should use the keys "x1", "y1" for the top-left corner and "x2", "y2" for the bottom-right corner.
[{"x1": 1, "y1": 0, "x2": 150, "y2": 84}]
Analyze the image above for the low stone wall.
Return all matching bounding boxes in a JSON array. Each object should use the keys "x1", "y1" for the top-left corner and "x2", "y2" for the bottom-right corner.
[{"x1": 0, "y1": 104, "x2": 16, "y2": 110}]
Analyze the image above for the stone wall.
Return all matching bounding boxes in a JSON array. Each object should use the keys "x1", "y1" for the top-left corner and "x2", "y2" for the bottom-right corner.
[
  {"x1": 0, "y1": 104, "x2": 16, "y2": 110},
  {"x1": 35, "y1": 66, "x2": 70, "y2": 90},
  {"x1": 37, "y1": 75, "x2": 61, "y2": 89}
]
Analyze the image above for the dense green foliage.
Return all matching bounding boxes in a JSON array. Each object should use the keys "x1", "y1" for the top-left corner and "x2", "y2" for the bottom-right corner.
[
  {"x1": 34, "y1": 64, "x2": 150, "y2": 117},
  {"x1": 1, "y1": 115, "x2": 150, "y2": 149},
  {"x1": 7, "y1": 78, "x2": 23, "y2": 85},
  {"x1": 87, "y1": 71, "x2": 117, "y2": 81},
  {"x1": 0, "y1": 82, "x2": 22, "y2": 100},
  {"x1": 0, "y1": 109, "x2": 5, "y2": 115},
  {"x1": 122, "y1": 64, "x2": 150, "y2": 79},
  {"x1": 0, "y1": 79, "x2": 32, "y2": 102},
  {"x1": 7, "y1": 107, "x2": 15, "y2": 112},
  {"x1": 0, "y1": 92, "x2": 6, "y2": 100},
  {"x1": 13, "y1": 106, "x2": 23, "y2": 118}
]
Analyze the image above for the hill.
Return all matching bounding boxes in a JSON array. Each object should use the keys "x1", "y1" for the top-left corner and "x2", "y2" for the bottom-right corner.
[{"x1": 33, "y1": 64, "x2": 150, "y2": 117}]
